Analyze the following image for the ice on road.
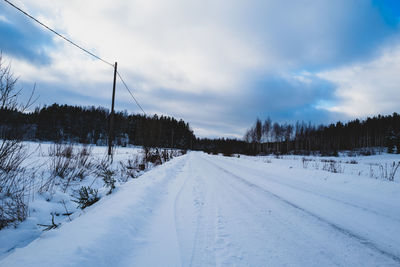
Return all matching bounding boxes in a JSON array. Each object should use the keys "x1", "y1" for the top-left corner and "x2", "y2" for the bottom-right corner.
[{"x1": 2, "y1": 152, "x2": 400, "y2": 266}]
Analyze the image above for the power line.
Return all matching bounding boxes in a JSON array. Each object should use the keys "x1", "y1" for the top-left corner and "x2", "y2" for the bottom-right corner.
[
  {"x1": 3, "y1": 0, "x2": 147, "y2": 115},
  {"x1": 3, "y1": 0, "x2": 114, "y2": 67},
  {"x1": 117, "y1": 71, "x2": 146, "y2": 115}
]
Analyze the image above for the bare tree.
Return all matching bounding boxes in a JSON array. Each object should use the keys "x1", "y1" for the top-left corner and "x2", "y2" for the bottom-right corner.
[
  {"x1": 272, "y1": 123, "x2": 282, "y2": 153},
  {"x1": 0, "y1": 53, "x2": 36, "y2": 229},
  {"x1": 263, "y1": 117, "x2": 271, "y2": 142},
  {"x1": 0, "y1": 53, "x2": 36, "y2": 112},
  {"x1": 254, "y1": 118, "x2": 262, "y2": 143},
  {"x1": 244, "y1": 129, "x2": 252, "y2": 143},
  {"x1": 0, "y1": 55, "x2": 18, "y2": 110}
]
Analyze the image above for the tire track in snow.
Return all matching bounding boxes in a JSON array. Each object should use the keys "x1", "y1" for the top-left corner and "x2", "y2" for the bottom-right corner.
[
  {"x1": 191, "y1": 159, "x2": 248, "y2": 266},
  {"x1": 173, "y1": 155, "x2": 194, "y2": 266},
  {"x1": 213, "y1": 207, "x2": 248, "y2": 267},
  {"x1": 174, "y1": 155, "x2": 212, "y2": 266},
  {"x1": 204, "y1": 157, "x2": 400, "y2": 264},
  {"x1": 188, "y1": 160, "x2": 217, "y2": 267},
  {"x1": 174, "y1": 153, "x2": 219, "y2": 267},
  {"x1": 215, "y1": 156, "x2": 400, "y2": 223},
  {"x1": 179, "y1": 154, "x2": 251, "y2": 266},
  {"x1": 201, "y1": 157, "x2": 343, "y2": 266}
]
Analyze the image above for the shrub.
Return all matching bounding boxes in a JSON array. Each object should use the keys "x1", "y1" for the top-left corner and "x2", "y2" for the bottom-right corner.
[
  {"x1": 360, "y1": 148, "x2": 375, "y2": 156},
  {"x1": 0, "y1": 56, "x2": 34, "y2": 229},
  {"x1": 147, "y1": 149, "x2": 162, "y2": 165},
  {"x1": 48, "y1": 144, "x2": 93, "y2": 193},
  {"x1": 302, "y1": 157, "x2": 312, "y2": 168},
  {"x1": 321, "y1": 159, "x2": 344, "y2": 173},
  {"x1": 161, "y1": 150, "x2": 170, "y2": 162},
  {"x1": 0, "y1": 190, "x2": 27, "y2": 229},
  {"x1": 48, "y1": 144, "x2": 74, "y2": 179},
  {"x1": 389, "y1": 161, "x2": 400, "y2": 181},
  {"x1": 102, "y1": 171, "x2": 116, "y2": 195},
  {"x1": 0, "y1": 141, "x2": 30, "y2": 229},
  {"x1": 0, "y1": 54, "x2": 36, "y2": 228},
  {"x1": 95, "y1": 157, "x2": 116, "y2": 195},
  {"x1": 73, "y1": 186, "x2": 100, "y2": 209},
  {"x1": 75, "y1": 145, "x2": 93, "y2": 179},
  {"x1": 119, "y1": 156, "x2": 141, "y2": 181},
  {"x1": 374, "y1": 161, "x2": 400, "y2": 181}
]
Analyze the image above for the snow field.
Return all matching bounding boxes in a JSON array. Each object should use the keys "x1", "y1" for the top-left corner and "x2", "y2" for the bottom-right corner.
[{"x1": 0, "y1": 142, "x2": 179, "y2": 260}]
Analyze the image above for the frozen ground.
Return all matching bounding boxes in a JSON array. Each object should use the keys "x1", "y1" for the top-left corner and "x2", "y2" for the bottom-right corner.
[{"x1": 1, "y1": 150, "x2": 400, "y2": 266}]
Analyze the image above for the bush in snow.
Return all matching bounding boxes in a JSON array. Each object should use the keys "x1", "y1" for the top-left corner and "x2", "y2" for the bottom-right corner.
[
  {"x1": 119, "y1": 156, "x2": 141, "y2": 181},
  {"x1": 95, "y1": 157, "x2": 116, "y2": 195},
  {"x1": 0, "y1": 189, "x2": 28, "y2": 229},
  {"x1": 388, "y1": 162, "x2": 400, "y2": 181},
  {"x1": 0, "y1": 54, "x2": 36, "y2": 229},
  {"x1": 372, "y1": 161, "x2": 400, "y2": 181},
  {"x1": 47, "y1": 144, "x2": 93, "y2": 193},
  {"x1": 0, "y1": 145, "x2": 31, "y2": 229},
  {"x1": 102, "y1": 171, "x2": 116, "y2": 195},
  {"x1": 161, "y1": 149, "x2": 170, "y2": 162},
  {"x1": 302, "y1": 157, "x2": 312, "y2": 168},
  {"x1": 143, "y1": 147, "x2": 162, "y2": 166},
  {"x1": 321, "y1": 159, "x2": 344, "y2": 174},
  {"x1": 73, "y1": 186, "x2": 100, "y2": 209}
]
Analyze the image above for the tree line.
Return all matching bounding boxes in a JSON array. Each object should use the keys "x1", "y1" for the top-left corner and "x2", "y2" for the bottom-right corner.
[
  {"x1": 1, "y1": 103, "x2": 399, "y2": 156},
  {"x1": 244, "y1": 114, "x2": 400, "y2": 155},
  {"x1": 0, "y1": 104, "x2": 195, "y2": 149}
]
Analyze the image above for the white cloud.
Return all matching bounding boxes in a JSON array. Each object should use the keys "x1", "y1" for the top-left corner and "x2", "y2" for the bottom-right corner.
[
  {"x1": 0, "y1": 14, "x2": 10, "y2": 23},
  {"x1": 13, "y1": 0, "x2": 265, "y2": 94},
  {"x1": 318, "y1": 43, "x2": 400, "y2": 117},
  {"x1": 13, "y1": 0, "x2": 383, "y2": 92}
]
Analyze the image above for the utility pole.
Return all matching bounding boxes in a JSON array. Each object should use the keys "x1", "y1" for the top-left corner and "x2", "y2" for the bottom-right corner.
[{"x1": 108, "y1": 62, "x2": 118, "y2": 157}]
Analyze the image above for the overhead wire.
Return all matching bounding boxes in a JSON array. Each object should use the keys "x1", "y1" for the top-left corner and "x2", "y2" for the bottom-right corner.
[
  {"x1": 117, "y1": 71, "x2": 146, "y2": 115},
  {"x1": 3, "y1": 0, "x2": 147, "y2": 115},
  {"x1": 3, "y1": 0, "x2": 114, "y2": 67}
]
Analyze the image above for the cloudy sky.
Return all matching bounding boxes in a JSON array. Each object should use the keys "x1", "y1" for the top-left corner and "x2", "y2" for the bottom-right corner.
[{"x1": 0, "y1": 0, "x2": 400, "y2": 138}]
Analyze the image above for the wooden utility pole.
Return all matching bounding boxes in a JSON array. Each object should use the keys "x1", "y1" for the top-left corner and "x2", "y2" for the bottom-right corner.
[{"x1": 108, "y1": 62, "x2": 118, "y2": 157}]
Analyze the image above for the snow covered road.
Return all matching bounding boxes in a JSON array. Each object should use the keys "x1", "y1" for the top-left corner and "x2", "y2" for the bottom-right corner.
[{"x1": 2, "y1": 152, "x2": 400, "y2": 266}]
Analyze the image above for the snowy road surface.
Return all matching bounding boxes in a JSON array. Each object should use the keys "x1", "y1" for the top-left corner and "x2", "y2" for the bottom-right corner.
[{"x1": 2, "y1": 152, "x2": 400, "y2": 266}]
